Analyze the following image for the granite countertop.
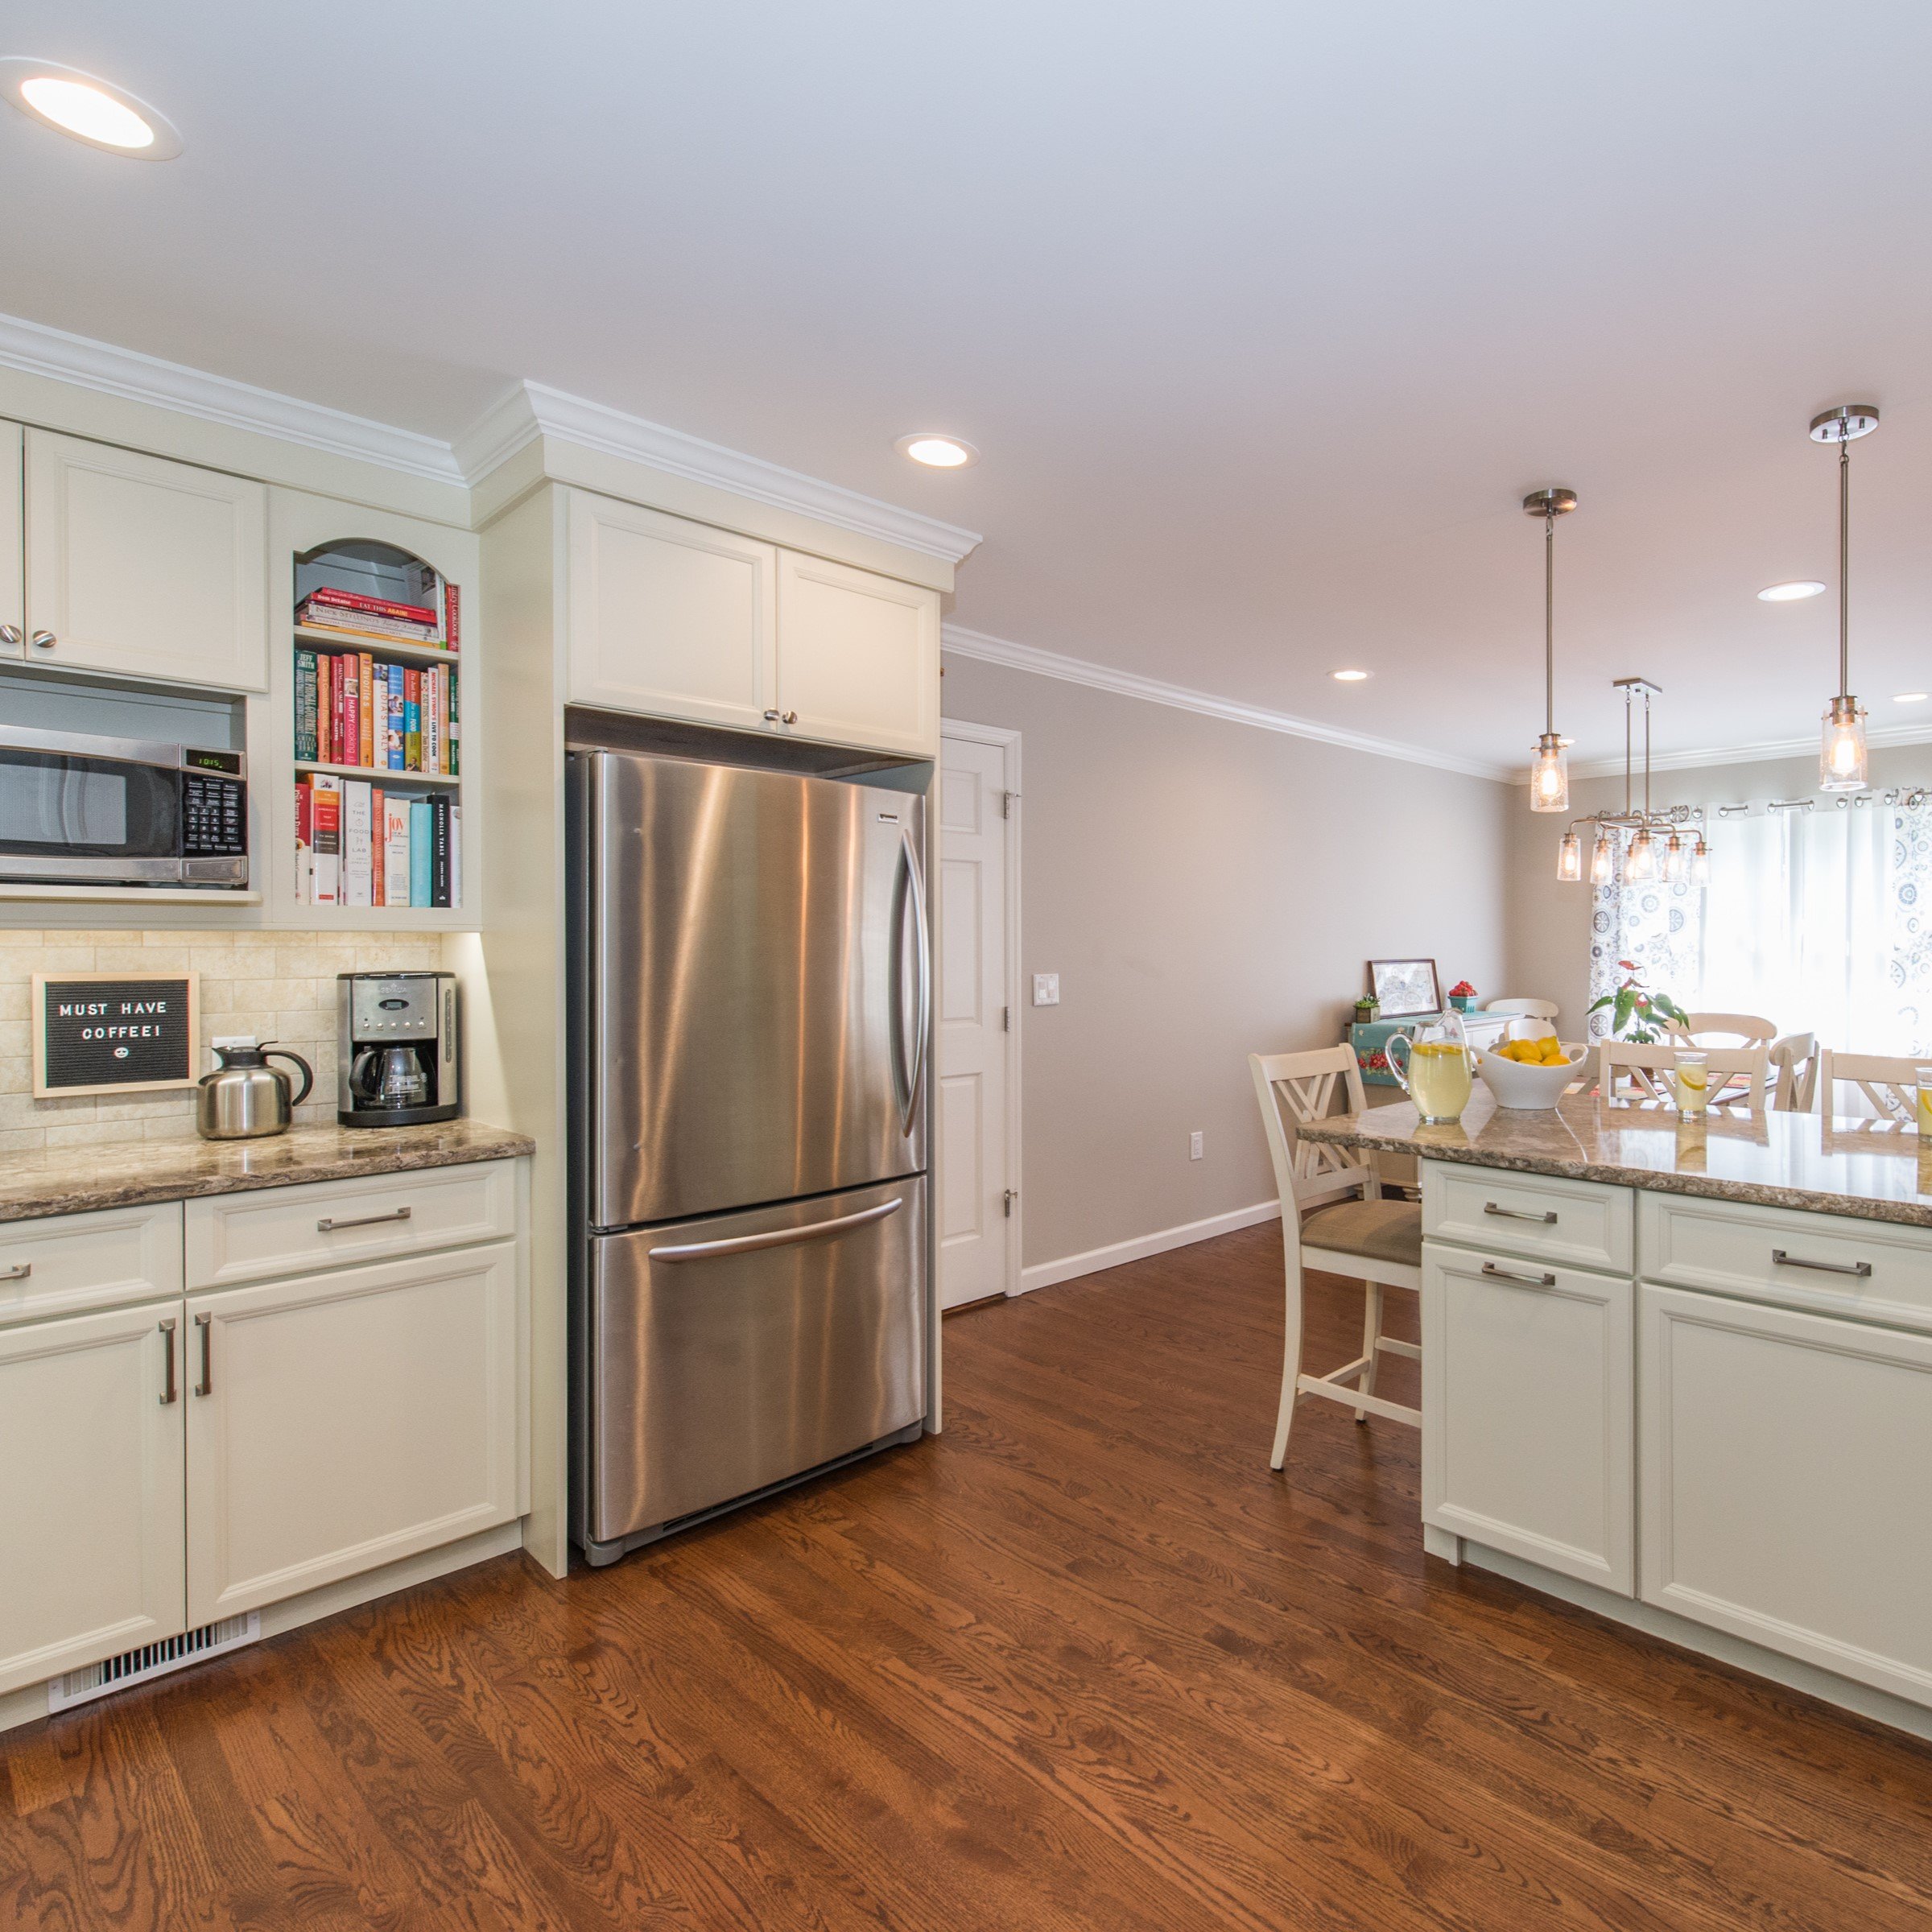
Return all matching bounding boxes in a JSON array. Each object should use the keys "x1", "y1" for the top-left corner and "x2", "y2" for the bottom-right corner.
[
  {"x1": 0, "y1": 1119, "x2": 535, "y2": 1224},
  {"x1": 1301, "y1": 1092, "x2": 1932, "y2": 1228}
]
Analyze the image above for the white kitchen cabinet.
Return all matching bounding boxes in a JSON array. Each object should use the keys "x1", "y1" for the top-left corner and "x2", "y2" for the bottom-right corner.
[
  {"x1": 0, "y1": 1303, "x2": 186, "y2": 1695},
  {"x1": 1422, "y1": 1241, "x2": 1634, "y2": 1594},
  {"x1": 23, "y1": 428, "x2": 268, "y2": 691},
  {"x1": 186, "y1": 1241, "x2": 521, "y2": 1623},
  {"x1": 776, "y1": 548, "x2": 939, "y2": 756},
  {"x1": 0, "y1": 421, "x2": 21, "y2": 658},
  {"x1": 567, "y1": 491, "x2": 777, "y2": 731},
  {"x1": 1639, "y1": 1282, "x2": 1932, "y2": 1708}
]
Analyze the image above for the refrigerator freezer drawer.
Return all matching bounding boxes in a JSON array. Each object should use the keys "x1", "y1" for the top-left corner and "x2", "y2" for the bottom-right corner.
[{"x1": 585, "y1": 1177, "x2": 925, "y2": 1550}]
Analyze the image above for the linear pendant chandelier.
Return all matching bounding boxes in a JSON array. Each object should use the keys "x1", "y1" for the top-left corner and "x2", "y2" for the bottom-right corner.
[
  {"x1": 1555, "y1": 679, "x2": 1709, "y2": 886},
  {"x1": 1810, "y1": 402, "x2": 1880, "y2": 792},
  {"x1": 1525, "y1": 487, "x2": 1576, "y2": 813}
]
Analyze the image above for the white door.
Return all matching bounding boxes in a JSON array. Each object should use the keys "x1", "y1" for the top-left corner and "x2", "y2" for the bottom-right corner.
[
  {"x1": 25, "y1": 429, "x2": 268, "y2": 691},
  {"x1": 1422, "y1": 1241, "x2": 1634, "y2": 1595},
  {"x1": 1639, "y1": 1283, "x2": 1932, "y2": 1707},
  {"x1": 0, "y1": 420, "x2": 22, "y2": 658},
  {"x1": 936, "y1": 728, "x2": 1018, "y2": 1309},
  {"x1": 776, "y1": 550, "x2": 939, "y2": 756},
  {"x1": 565, "y1": 491, "x2": 778, "y2": 732},
  {"x1": 187, "y1": 1243, "x2": 521, "y2": 1623},
  {"x1": 0, "y1": 1302, "x2": 187, "y2": 1695}
]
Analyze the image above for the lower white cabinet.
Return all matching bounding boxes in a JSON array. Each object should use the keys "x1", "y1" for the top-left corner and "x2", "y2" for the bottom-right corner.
[
  {"x1": 1638, "y1": 1283, "x2": 1932, "y2": 1707},
  {"x1": 1422, "y1": 1241, "x2": 1634, "y2": 1594},
  {"x1": 0, "y1": 1303, "x2": 185, "y2": 1695},
  {"x1": 187, "y1": 1241, "x2": 521, "y2": 1623}
]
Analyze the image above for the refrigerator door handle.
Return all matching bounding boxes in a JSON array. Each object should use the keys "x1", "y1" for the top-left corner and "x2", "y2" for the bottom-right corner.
[
  {"x1": 648, "y1": 1196, "x2": 904, "y2": 1263},
  {"x1": 899, "y1": 826, "x2": 931, "y2": 1137}
]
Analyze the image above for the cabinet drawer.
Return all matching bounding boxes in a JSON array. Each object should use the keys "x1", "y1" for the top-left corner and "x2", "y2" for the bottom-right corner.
[
  {"x1": 186, "y1": 1160, "x2": 517, "y2": 1290},
  {"x1": 1638, "y1": 1191, "x2": 1932, "y2": 1335},
  {"x1": 1423, "y1": 1162, "x2": 1633, "y2": 1274},
  {"x1": 0, "y1": 1203, "x2": 183, "y2": 1327},
  {"x1": 1640, "y1": 1283, "x2": 1932, "y2": 1708}
]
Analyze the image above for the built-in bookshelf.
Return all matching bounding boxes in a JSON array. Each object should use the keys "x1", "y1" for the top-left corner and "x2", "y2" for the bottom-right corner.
[{"x1": 265, "y1": 493, "x2": 480, "y2": 932}]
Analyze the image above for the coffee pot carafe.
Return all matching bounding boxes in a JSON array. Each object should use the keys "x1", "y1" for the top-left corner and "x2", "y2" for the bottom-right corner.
[
  {"x1": 196, "y1": 1038, "x2": 314, "y2": 1141},
  {"x1": 336, "y1": 971, "x2": 459, "y2": 1127}
]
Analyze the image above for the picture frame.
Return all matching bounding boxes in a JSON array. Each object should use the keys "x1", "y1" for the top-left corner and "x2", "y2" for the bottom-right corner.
[{"x1": 1367, "y1": 958, "x2": 1442, "y2": 1021}]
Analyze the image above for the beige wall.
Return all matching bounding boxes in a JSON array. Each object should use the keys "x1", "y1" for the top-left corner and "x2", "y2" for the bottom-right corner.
[
  {"x1": 0, "y1": 928, "x2": 453, "y2": 1152},
  {"x1": 1508, "y1": 741, "x2": 1932, "y2": 1034},
  {"x1": 939, "y1": 654, "x2": 1513, "y2": 1274}
]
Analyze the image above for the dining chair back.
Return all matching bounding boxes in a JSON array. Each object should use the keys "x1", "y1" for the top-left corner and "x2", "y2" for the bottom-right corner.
[
  {"x1": 1769, "y1": 1032, "x2": 1818, "y2": 1113},
  {"x1": 1484, "y1": 997, "x2": 1558, "y2": 1022},
  {"x1": 1250, "y1": 1046, "x2": 1422, "y2": 1472},
  {"x1": 1598, "y1": 1040, "x2": 1771, "y2": 1113},
  {"x1": 1814, "y1": 1049, "x2": 1925, "y2": 1126},
  {"x1": 1677, "y1": 1010, "x2": 1777, "y2": 1048}
]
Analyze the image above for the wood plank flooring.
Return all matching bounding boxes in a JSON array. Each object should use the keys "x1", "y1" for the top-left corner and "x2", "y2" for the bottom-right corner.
[{"x1": 5, "y1": 1222, "x2": 1931, "y2": 1930}]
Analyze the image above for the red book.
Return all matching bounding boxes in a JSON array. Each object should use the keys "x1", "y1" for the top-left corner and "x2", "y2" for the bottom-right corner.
[
  {"x1": 444, "y1": 581, "x2": 460, "y2": 653},
  {"x1": 303, "y1": 586, "x2": 440, "y2": 625}
]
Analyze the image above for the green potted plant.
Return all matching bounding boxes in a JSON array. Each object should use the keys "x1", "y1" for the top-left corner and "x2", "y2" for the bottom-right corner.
[{"x1": 1587, "y1": 960, "x2": 1689, "y2": 1042}]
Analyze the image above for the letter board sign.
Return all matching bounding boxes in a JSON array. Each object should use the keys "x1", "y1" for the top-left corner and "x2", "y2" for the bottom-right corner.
[{"x1": 32, "y1": 972, "x2": 201, "y2": 1097}]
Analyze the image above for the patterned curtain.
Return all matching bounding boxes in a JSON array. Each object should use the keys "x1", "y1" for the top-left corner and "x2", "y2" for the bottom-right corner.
[{"x1": 1587, "y1": 836, "x2": 1703, "y2": 1040}]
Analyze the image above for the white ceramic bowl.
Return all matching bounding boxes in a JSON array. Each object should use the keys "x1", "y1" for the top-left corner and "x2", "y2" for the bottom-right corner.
[{"x1": 1475, "y1": 1042, "x2": 1588, "y2": 1110}]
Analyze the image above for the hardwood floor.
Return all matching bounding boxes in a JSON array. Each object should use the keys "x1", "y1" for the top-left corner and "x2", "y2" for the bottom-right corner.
[{"x1": 5, "y1": 1222, "x2": 1931, "y2": 1930}]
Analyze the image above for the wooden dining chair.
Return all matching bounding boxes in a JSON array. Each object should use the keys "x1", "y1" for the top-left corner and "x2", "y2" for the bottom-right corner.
[
  {"x1": 1769, "y1": 1032, "x2": 1818, "y2": 1113},
  {"x1": 1249, "y1": 1046, "x2": 1422, "y2": 1471},
  {"x1": 1814, "y1": 1049, "x2": 1925, "y2": 1125},
  {"x1": 1598, "y1": 1041, "x2": 1771, "y2": 1113},
  {"x1": 1675, "y1": 1010, "x2": 1777, "y2": 1048},
  {"x1": 1483, "y1": 997, "x2": 1558, "y2": 1022}
]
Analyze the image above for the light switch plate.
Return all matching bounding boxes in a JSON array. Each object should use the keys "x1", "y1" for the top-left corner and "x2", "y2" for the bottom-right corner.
[
  {"x1": 1032, "y1": 972, "x2": 1060, "y2": 1006},
  {"x1": 1189, "y1": 1131, "x2": 1204, "y2": 1160}
]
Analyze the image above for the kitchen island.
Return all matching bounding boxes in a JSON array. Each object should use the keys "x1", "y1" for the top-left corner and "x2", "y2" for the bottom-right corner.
[{"x1": 1301, "y1": 1092, "x2": 1932, "y2": 1742}]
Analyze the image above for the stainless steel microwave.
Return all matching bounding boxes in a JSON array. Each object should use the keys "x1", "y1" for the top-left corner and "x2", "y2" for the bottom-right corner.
[{"x1": 0, "y1": 725, "x2": 249, "y2": 889}]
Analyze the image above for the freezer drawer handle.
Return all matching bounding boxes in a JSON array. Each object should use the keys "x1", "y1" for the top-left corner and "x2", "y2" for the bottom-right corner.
[
  {"x1": 0, "y1": 1261, "x2": 29, "y2": 1282},
  {"x1": 1483, "y1": 1202, "x2": 1558, "y2": 1224},
  {"x1": 1480, "y1": 1261, "x2": 1557, "y2": 1288},
  {"x1": 316, "y1": 1207, "x2": 412, "y2": 1233},
  {"x1": 648, "y1": 1197, "x2": 903, "y2": 1263},
  {"x1": 1770, "y1": 1248, "x2": 1872, "y2": 1278}
]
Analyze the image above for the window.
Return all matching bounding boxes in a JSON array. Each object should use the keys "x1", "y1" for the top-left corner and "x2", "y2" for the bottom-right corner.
[{"x1": 1590, "y1": 799, "x2": 1932, "y2": 1054}]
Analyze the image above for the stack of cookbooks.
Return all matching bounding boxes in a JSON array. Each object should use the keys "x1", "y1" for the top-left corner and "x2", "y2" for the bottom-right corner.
[
  {"x1": 295, "y1": 582, "x2": 460, "y2": 651},
  {"x1": 295, "y1": 774, "x2": 460, "y2": 910}
]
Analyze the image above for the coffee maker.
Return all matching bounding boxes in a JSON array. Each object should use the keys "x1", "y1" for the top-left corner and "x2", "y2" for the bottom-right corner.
[{"x1": 336, "y1": 971, "x2": 460, "y2": 1126}]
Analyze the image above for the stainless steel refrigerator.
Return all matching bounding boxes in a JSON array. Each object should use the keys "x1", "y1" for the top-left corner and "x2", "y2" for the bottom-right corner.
[{"x1": 568, "y1": 747, "x2": 931, "y2": 1565}]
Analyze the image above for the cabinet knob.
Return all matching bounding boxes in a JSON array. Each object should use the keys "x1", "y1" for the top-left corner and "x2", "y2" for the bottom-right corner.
[
  {"x1": 0, "y1": 625, "x2": 20, "y2": 648},
  {"x1": 28, "y1": 630, "x2": 56, "y2": 651},
  {"x1": 762, "y1": 708, "x2": 799, "y2": 726}
]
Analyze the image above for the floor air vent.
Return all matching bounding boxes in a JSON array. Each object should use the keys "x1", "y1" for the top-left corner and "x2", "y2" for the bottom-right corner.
[{"x1": 47, "y1": 1613, "x2": 261, "y2": 1713}]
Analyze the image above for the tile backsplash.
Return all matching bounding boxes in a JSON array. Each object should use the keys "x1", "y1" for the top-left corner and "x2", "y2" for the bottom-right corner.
[{"x1": 0, "y1": 930, "x2": 454, "y2": 1153}]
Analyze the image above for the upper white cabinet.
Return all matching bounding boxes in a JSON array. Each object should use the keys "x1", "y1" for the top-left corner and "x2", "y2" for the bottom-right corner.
[
  {"x1": 564, "y1": 491, "x2": 940, "y2": 758},
  {"x1": 568, "y1": 492, "x2": 777, "y2": 732},
  {"x1": 0, "y1": 422, "x2": 21, "y2": 658},
  {"x1": 776, "y1": 550, "x2": 939, "y2": 757},
  {"x1": 23, "y1": 428, "x2": 269, "y2": 692}
]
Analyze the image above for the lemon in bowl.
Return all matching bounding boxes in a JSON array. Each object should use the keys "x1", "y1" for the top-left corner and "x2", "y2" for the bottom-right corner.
[{"x1": 1476, "y1": 1034, "x2": 1588, "y2": 1110}]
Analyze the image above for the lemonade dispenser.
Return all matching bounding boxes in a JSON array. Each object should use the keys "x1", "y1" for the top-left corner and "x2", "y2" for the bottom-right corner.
[{"x1": 1385, "y1": 1011, "x2": 1474, "y2": 1125}]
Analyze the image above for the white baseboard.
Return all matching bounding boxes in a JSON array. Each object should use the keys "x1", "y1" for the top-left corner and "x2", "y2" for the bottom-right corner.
[{"x1": 1018, "y1": 1199, "x2": 1281, "y2": 1294}]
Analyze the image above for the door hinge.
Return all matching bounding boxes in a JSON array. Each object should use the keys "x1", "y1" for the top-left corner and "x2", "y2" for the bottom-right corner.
[
  {"x1": 1003, "y1": 1188, "x2": 1018, "y2": 1218},
  {"x1": 1002, "y1": 1005, "x2": 1010, "y2": 1032},
  {"x1": 1001, "y1": 790, "x2": 1020, "y2": 819}
]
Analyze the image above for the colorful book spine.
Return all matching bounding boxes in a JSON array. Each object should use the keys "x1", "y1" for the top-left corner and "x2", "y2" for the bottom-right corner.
[
  {"x1": 444, "y1": 581, "x2": 460, "y2": 653},
  {"x1": 295, "y1": 650, "x2": 318, "y2": 762},
  {"x1": 388, "y1": 677, "x2": 405, "y2": 770},
  {"x1": 370, "y1": 786, "x2": 386, "y2": 906},
  {"x1": 421, "y1": 667, "x2": 438, "y2": 774},
  {"x1": 359, "y1": 654, "x2": 374, "y2": 766},
  {"x1": 303, "y1": 586, "x2": 439, "y2": 625},
  {"x1": 311, "y1": 775, "x2": 342, "y2": 906},
  {"x1": 317, "y1": 654, "x2": 334, "y2": 765},
  {"x1": 431, "y1": 793, "x2": 450, "y2": 907},
  {"x1": 342, "y1": 778, "x2": 374, "y2": 907},
  {"x1": 409, "y1": 799, "x2": 434, "y2": 906},
  {"x1": 383, "y1": 793, "x2": 412, "y2": 907},
  {"x1": 294, "y1": 778, "x2": 312, "y2": 903},
  {"x1": 449, "y1": 804, "x2": 461, "y2": 910},
  {"x1": 404, "y1": 669, "x2": 423, "y2": 770},
  {"x1": 341, "y1": 654, "x2": 361, "y2": 769},
  {"x1": 447, "y1": 663, "x2": 459, "y2": 775}
]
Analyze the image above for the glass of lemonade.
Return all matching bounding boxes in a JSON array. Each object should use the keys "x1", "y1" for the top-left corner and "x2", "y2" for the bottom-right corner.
[
  {"x1": 1386, "y1": 1015, "x2": 1474, "y2": 1125},
  {"x1": 1673, "y1": 1051, "x2": 1710, "y2": 1116},
  {"x1": 1917, "y1": 1068, "x2": 1932, "y2": 1135}
]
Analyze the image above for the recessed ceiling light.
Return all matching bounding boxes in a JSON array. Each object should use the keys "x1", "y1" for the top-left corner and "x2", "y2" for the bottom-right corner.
[
  {"x1": 894, "y1": 433, "x2": 978, "y2": 469},
  {"x1": 1331, "y1": 669, "x2": 1370, "y2": 683},
  {"x1": 1895, "y1": 691, "x2": 1929, "y2": 704},
  {"x1": 0, "y1": 58, "x2": 183, "y2": 159},
  {"x1": 1757, "y1": 580, "x2": 1827, "y2": 602}
]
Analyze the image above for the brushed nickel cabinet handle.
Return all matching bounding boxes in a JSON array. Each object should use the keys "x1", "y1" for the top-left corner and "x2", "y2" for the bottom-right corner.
[
  {"x1": 762, "y1": 708, "x2": 799, "y2": 724},
  {"x1": 316, "y1": 1207, "x2": 412, "y2": 1232},
  {"x1": 650, "y1": 1197, "x2": 902, "y2": 1262},
  {"x1": 1770, "y1": 1248, "x2": 1872, "y2": 1278},
  {"x1": 0, "y1": 1261, "x2": 29, "y2": 1282},
  {"x1": 782, "y1": 710, "x2": 798, "y2": 724},
  {"x1": 159, "y1": 1319, "x2": 177, "y2": 1406},
  {"x1": 0, "y1": 624, "x2": 20, "y2": 648},
  {"x1": 193, "y1": 1313, "x2": 213, "y2": 1397},
  {"x1": 1480, "y1": 1261, "x2": 1558, "y2": 1288},
  {"x1": 1483, "y1": 1203, "x2": 1558, "y2": 1224},
  {"x1": 28, "y1": 630, "x2": 56, "y2": 651}
]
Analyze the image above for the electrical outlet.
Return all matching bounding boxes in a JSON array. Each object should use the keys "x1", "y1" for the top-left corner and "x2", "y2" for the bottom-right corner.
[
  {"x1": 1032, "y1": 972, "x2": 1060, "y2": 1006},
  {"x1": 1189, "y1": 1130, "x2": 1204, "y2": 1160}
]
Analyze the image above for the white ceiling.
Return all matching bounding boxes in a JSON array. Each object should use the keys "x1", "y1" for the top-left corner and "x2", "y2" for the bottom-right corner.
[{"x1": 4, "y1": 2, "x2": 1930, "y2": 772}]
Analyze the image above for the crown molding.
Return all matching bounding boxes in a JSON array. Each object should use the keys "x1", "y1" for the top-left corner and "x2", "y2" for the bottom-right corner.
[
  {"x1": 941, "y1": 624, "x2": 1514, "y2": 782},
  {"x1": 455, "y1": 380, "x2": 983, "y2": 565},
  {"x1": 1563, "y1": 719, "x2": 1932, "y2": 781},
  {"x1": 0, "y1": 309, "x2": 464, "y2": 484}
]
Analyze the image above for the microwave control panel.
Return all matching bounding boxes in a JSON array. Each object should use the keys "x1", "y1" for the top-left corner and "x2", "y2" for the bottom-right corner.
[{"x1": 182, "y1": 770, "x2": 247, "y2": 857}]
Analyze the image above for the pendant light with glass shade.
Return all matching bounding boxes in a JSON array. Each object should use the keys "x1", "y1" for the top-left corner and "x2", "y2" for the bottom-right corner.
[
  {"x1": 1524, "y1": 487, "x2": 1576, "y2": 812},
  {"x1": 1810, "y1": 402, "x2": 1880, "y2": 792},
  {"x1": 1553, "y1": 678, "x2": 1711, "y2": 886}
]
